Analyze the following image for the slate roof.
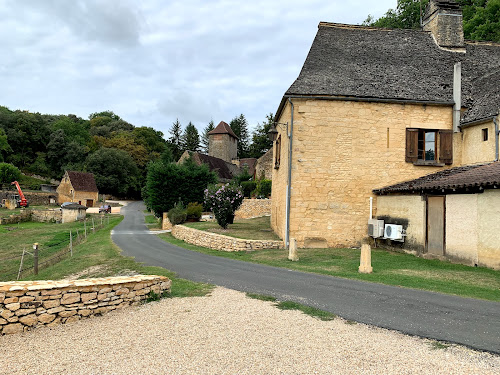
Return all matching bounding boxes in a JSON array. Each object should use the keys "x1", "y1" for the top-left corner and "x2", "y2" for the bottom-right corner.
[
  {"x1": 282, "y1": 23, "x2": 500, "y2": 124},
  {"x1": 66, "y1": 171, "x2": 98, "y2": 192},
  {"x1": 194, "y1": 153, "x2": 239, "y2": 181},
  {"x1": 208, "y1": 121, "x2": 239, "y2": 139},
  {"x1": 373, "y1": 162, "x2": 500, "y2": 194}
]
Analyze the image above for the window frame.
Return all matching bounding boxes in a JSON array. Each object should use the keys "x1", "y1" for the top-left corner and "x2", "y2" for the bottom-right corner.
[{"x1": 406, "y1": 128, "x2": 453, "y2": 166}]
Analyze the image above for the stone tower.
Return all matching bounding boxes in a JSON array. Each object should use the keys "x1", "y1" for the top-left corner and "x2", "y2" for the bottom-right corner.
[
  {"x1": 422, "y1": 0, "x2": 464, "y2": 49},
  {"x1": 208, "y1": 121, "x2": 238, "y2": 162}
]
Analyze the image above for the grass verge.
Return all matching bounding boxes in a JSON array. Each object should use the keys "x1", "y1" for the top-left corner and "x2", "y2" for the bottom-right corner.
[
  {"x1": 184, "y1": 216, "x2": 280, "y2": 241},
  {"x1": 1, "y1": 216, "x2": 212, "y2": 298},
  {"x1": 160, "y1": 233, "x2": 500, "y2": 301},
  {"x1": 245, "y1": 293, "x2": 335, "y2": 321}
]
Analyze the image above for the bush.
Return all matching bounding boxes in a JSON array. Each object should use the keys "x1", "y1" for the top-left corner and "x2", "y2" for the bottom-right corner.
[
  {"x1": 241, "y1": 181, "x2": 257, "y2": 198},
  {"x1": 204, "y1": 183, "x2": 244, "y2": 229},
  {"x1": 186, "y1": 202, "x2": 203, "y2": 221},
  {"x1": 167, "y1": 201, "x2": 187, "y2": 225},
  {"x1": 260, "y1": 180, "x2": 272, "y2": 197},
  {"x1": 0, "y1": 163, "x2": 21, "y2": 184},
  {"x1": 233, "y1": 167, "x2": 252, "y2": 185}
]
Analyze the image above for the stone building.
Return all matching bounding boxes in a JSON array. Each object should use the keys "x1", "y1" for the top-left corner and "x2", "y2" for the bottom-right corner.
[
  {"x1": 56, "y1": 171, "x2": 99, "y2": 207},
  {"x1": 179, "y1": 121, "x2": 272, "y2": 182},
  {"x1": 271, "y1": 0, "x2": 500, "y2": 252}
]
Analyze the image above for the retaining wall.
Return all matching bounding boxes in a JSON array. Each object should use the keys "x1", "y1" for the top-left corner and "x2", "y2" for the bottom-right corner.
[
  {"x1": 0, "y1": 209, "x2": 62, "y2": 225},
  {"x1": 234, "y1": 199, "x2": 271, "y2": 220},
  {"x1": 172, "y1": 224, "x2": 283, "y2": 251},
  {"x1": 0, "y1": 275, "x2": 171, "y2": 335},
  {"x1": 0, "y1": 190, "x2": 57, "y2": 206}
]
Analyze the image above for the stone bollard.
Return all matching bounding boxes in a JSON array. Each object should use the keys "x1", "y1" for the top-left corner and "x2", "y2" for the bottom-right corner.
[
  {"x1": 358, "y1": 243, "x2": 373, "y2": 274},
  {"x1": 288, "y1": 238, "x2": 299, "y2": 261}
]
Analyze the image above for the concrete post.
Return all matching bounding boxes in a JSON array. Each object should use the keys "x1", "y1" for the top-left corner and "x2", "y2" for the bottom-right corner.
[
  {"x1": 358, "y1": 243, "x2": 373, "y2": 274},
  {"x1": 288, "y1": 238, "x2": 299, "y2": 261}
]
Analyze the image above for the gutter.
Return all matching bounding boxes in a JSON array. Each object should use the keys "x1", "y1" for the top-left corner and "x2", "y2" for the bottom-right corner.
[{"x1": 285, "y1": 98, "x2": 294, "y2": 248}]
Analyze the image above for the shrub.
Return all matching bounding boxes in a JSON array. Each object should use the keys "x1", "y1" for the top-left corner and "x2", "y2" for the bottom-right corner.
[
  {"x1": 253, "y1": 179, "x2": 272, "y2": 198},
  {"x1": 0, "y1": 163, "x2": 21, "y2": 184},
  {"x1": 186, "y1": 202, "x2": 203, "y2": 221},
  {"x1": 233, "y1": 166, "x2": 252, "y2": 185},
  {"x1": 241, "y1": 181, "x2": 257, "y2": 198},
  {"x1": 167, "y1": 201, "x2": 187, "y2": 225},
  {"x1": 204, "y1": 183, "x2": 244, "y2": 229}
]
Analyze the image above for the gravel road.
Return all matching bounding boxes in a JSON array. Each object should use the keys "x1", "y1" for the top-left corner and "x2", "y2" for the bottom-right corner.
[{"x1": 1, "y1": 287, "x2": 499, "y2": 375}]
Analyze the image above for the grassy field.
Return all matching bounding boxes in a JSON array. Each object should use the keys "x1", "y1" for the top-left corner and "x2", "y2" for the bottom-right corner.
[
  {"x1": 0, "y1": 216, "x2": 212, "y2": 298},
  {"x1": 184, "y1": 216, "x2": 280, "y2": 241},
  {"x1": 159, "y1": 232, "x2": 500, "y2": 302}
]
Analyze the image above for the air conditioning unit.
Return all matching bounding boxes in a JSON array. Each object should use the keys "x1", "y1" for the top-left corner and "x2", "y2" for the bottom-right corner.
[
  {"x1": 384, "y1": 224, "x2": 404, "y2": 241},
  {"x1": 368, "y1": 219, "x2": 384, "y2": 238}
]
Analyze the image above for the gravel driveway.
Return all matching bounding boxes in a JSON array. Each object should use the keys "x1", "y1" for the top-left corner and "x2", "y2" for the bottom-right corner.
[{"x1": 1, "y1": 287, "x2": 499, "y2": 375}]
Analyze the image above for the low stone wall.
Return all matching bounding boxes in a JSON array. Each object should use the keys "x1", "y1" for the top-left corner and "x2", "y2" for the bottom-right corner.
[
  {"x1": 172, "y1": 224, "x2": 283, "y2": 251},
  {"x1": 0, "y1": 275, "x2": 171, "y2": 335},
  {"x1": 0, "y1": 209, "x2": 62, "y2": 225},
  {"x1": 234, "y1": 199, "x2": 271, "y2": 220},
  {"x1": 0, "y1": 190, "x2": 57, "y2": 206},
  {"x1": 162, "y1": 213, "x2": 172, "y2": 230}
]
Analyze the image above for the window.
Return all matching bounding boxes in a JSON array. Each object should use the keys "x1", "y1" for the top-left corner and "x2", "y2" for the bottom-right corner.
[
  {"x1": 482, "y1": 128, "x2": 488, "y2": 141},
  {"x1": 274, "y1": 135, "x2": 281, "y2": 169},
  {"x1": 406, "y1": 128, "x2": 452, "y2": 165}
]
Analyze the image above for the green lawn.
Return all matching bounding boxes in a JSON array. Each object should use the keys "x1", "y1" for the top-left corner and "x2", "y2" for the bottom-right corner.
[
  {"x1": 0, "y1": 216, "x2": 212, "y2": 298},
  {"x1": 184, "y1": 216, "x2": 280, "y2": 241},
  {"x1": 159, "y1": 232, "x2": 500, "y2": 302}
]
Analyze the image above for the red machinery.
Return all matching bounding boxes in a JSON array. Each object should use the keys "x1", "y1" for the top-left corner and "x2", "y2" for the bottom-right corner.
[{"x1": 11, "y1": 181, "x2": 29, "y2": 208}]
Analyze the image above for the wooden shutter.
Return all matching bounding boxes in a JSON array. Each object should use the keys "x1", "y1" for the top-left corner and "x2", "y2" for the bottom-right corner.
[
  {"x1": 439, "y1": 130, "x2": 453, "y2": 165},
  {"x1": 405, "y1": 128, "x2": 419, "y2": 162}
]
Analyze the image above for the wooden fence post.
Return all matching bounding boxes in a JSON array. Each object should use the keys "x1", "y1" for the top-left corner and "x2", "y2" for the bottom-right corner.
[{"x1": 33, "y1": 243, "x2": 39, "y2": 275}]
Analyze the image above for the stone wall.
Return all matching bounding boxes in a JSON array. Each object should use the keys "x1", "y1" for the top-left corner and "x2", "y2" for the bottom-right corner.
[
  {"x1": 255, "y1": 149, "x2": 273, "y2": 180},
  {"x1": 0, "y1": 275, "x2": 171, "y2": 335},
  {"x1": 460, "y1": 119, "x2": 496, "y2": 165},
  {"x1": 234, "y1": 199, "x2": 271, "y2": 220},
  {"x1": 172, "y1": 225, "x2": 283, "y2": 251},
  {"x1": 1, "y1": 190, "x2": 57, "y2": 206},
  {"x1": 0, "y1": 209, "x2": 62, "y2": 225},
  {"x1": 208, "y1": 133, "x2": 237, "y2": 163},
  {"x1": 272, "y1": 99, "x2": 454, "y2": 248},
  {"x1": 162, "y1": 213, "x2": 172, "y2": 230}
]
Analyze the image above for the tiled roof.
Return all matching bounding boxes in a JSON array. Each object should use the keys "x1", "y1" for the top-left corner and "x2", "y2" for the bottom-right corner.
[
  {"x1": 67, "y1": 171, "x2": 98, "y2": 192},
  {"x1": 373, "y1": 162, "x2": 500, "y2": 194},
  {"x1": 238, "y1": 158, "x2": 257, "y2": 176},
  {"x1": 208, "y1": 121, "x2": 239, "y2": 139},
  {"x1": 282, "y1": 23, "x2": 500, "y2": 124}
]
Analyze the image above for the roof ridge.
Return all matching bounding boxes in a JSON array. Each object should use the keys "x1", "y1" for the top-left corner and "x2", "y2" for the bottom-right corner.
[{"x1": 318, "y1": 22, "x2": 430, "y2": 34}]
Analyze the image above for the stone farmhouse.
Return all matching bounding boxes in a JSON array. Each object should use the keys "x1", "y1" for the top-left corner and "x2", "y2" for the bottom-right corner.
[
  {"x1": 56, "y1": 170, "x2": 99, "y2": 207},
  {"x1": 270, "y1": 0, "x2": 500, "y2": 267},
  {"x1": 179, "y1": 121, "x2": 272, "y2": 181}
]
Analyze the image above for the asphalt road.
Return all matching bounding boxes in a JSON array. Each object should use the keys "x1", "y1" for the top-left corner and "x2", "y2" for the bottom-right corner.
[{"x1": 112, "y1": 201, "x2": 500, "y2": 354}]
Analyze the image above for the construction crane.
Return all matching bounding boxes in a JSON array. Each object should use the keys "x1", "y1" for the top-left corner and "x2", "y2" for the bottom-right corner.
[{"x1": 10, "y1": 181, "x2": 29, "y2": 208}]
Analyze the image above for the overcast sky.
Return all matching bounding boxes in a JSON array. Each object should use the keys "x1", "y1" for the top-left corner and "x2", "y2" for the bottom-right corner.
[{"x1": 1, "y1": 0, "x2": 396, "y2": 136}]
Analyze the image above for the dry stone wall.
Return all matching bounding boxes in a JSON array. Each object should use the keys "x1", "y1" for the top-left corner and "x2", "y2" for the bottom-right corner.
[
  {"x1": 0, "y1": 209, "x2": 62, "y2": 225},
  {"x1": 234, "y1": 199, "x2": 271, "y2": 220},
  {"x1": 172, "y1": 224, "x2": 283, "y2": 251},
  {"x1": 0, "y1": 275, "x2": 171, "y2": 335}
]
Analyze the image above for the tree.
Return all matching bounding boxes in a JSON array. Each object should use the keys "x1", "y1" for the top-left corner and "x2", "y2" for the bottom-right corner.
[
  {"x1": 248, "y1": 113, "x2": 274, "y2": 158},
  {"x1": 143, "y1": 156, "x2": 217, "y2": 217},
  {"x1": 169, "y1": 119, "x2": 183, "y2": 160},
  {"x1": 86, "y1": 148, "x2": 141, "y2": 197},
  {"x1": 364, "y1": 0, "x2": 500, "y2": 42},
  {"x1": 89, "y1": 111, "x2": 121, "y2": 121},
  {"x1": 0, "y1": 162, "x2": 21, "y2": 184},
  {"x1": 0, "y1": 128, "x2": 12, "y2": 162},
  {"x1": 230, "y1": 114, "x2": 250, "y2": 158},
  {"x1": 201, "y1": 120, "x2": 215, "y2": 153},
  {"x1": 182, "y1": 122, "x2": 200, "y2": 152}
]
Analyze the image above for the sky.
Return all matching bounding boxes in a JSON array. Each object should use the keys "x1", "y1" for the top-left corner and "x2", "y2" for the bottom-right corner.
[{"x1": 1, "y1": 0, "x2": 396, "y2": 136}]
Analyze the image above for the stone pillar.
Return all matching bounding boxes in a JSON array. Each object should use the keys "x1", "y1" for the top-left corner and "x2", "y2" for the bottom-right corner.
[
  {"x1": 359, "y1": 243, "x2": 373, "y2": 274},
  {"x1": 288, "y1": 238, "x2": 299, "y2": 261}
]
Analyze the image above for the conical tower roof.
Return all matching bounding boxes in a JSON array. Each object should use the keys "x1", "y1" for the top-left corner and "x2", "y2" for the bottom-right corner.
[{"x1": 207, "y1": 121, "x2": 239, "y2": 140}]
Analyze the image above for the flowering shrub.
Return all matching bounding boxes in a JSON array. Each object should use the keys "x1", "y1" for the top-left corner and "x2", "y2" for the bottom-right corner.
[{"x1": 204, "y1": 183, "x2": 244, "y2": 229}]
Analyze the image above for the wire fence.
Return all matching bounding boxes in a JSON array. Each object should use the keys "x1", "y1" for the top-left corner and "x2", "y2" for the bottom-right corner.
[{"x1": 1, "y1": 215, "x2": 111, "y2": 281}]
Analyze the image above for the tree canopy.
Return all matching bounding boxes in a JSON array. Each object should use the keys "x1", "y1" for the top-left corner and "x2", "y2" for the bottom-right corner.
[{"x1": 364, "y1": 0, "x2": 500, "y2": 42}]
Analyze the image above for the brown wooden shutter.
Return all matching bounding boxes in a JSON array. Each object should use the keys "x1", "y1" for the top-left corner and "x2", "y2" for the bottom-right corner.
[
  {"x1": 439, "y1": 130, "x2": 453, "y2": 165},
  {"x1": 405, "y1": 128, "x2": 419, "y2": 163}
]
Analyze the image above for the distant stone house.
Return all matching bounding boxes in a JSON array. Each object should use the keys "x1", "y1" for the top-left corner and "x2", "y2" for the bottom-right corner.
[
  {"x1": 179, "y1": 121, "x2": 272, "y2": 182},
  {"x1": 271, "y1": 0, "x2": 500, "y2": 254},
  {"x1": 56, "y1": 171, "x2": 99, "y2": 207}
]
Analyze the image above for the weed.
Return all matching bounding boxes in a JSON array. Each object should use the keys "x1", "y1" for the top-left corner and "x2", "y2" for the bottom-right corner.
[
  {"x1": 246, "y1": 293, "x2": 277, "y2": 302},
  {"x1": 275, "y1": 301, "x2": 336, "y2": 321},
  {"x1": 345, "y1": 320, "x2": 357, "y2": 325},
  {"x1": 429, "y1": 341, "x2": 450, "y2": 350},
  {"x1": 146, "y1": 290, "x2": 171, "y2": 303}
]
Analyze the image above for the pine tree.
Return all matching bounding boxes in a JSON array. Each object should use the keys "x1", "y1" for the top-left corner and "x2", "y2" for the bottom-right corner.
[
  {"x1": 248, "y1": 113, "x2": 274, "y2": 158},
  {"x1": 201, "y1": 120, "x2": 215, "y2": 153},
  {"x1": 182, "y1": 122, "x2": 200, "y2": 152},
  {"x1": 169, "y1": 119, "x2": 183, "y2": 160},
  {"x1": 230, "y1": 114, "x2": 250, "y2": 158}
]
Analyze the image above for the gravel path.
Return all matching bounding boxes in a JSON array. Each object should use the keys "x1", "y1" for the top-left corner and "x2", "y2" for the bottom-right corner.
[{"x1": 1, "y1": 287, "x2": 499, "y2": 375}]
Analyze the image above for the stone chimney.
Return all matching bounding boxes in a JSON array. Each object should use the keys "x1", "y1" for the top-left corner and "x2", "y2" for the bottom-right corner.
[{"x1": 422, "y1": 0, "x2": 464, "y2": 49}]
